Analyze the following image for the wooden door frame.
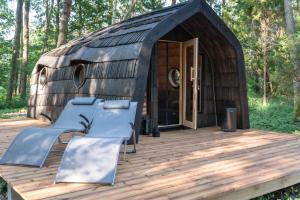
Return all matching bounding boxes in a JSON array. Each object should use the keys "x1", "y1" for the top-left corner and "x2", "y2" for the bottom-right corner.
[
  {"x1": 150, "y1": 39, "x2": 199, "y2": 130},
  {"x1": 156, "y1": 40, "x2": 183, "y2": 128},
  {"x1": 182, "y1": 38, "x2": 199, "y2": 129}
]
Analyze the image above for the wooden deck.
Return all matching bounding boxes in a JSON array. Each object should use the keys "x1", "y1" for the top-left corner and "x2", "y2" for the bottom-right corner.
[{"x1": 1, "y1": 119, "x2": 300, "y2": 200}]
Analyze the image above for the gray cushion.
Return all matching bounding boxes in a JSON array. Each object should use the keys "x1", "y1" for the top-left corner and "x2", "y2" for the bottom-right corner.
[
  {"x1": 0, "y1": 127, "x2": 69, "y2": 167},
  {"x1": 55, "y1": 136, "x2": 123, "y2": 185},
  {"x1": 71, "y1": 97, "x2": 96, "y2": 105},
  {"x1": 103, "y1": 100, "x2": 130, "y2": 109},
  {"x1": 88, "y1": 102, "x2": 137, "y2": 139},
  {"x1": 54, "y1": 99, "x2": 102, "y2": 130}
]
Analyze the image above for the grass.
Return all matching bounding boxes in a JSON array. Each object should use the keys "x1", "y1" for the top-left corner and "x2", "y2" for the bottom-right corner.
[
  {"x1": 0, "y1": 108, "x2": 27, "y2": 119},
  {"x1": 0, "y1": 89, "x2": 28, "y2": 119},
  {"x1": 252, "y1": 184, "x2": 300, "y2": 200},
  {"x1": 249, "y1": 95, "x2": 300, "y2": 134}
]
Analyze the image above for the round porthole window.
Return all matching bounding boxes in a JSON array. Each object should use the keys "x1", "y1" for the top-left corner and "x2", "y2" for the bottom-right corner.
[
  {"x1": 73, "y1": 64, "x2": 86, "y2": 89},
  {"x1": 39, "y1": 67, "x2": 47, "y2": 86},
  {"x1": 168, "y1": 68, "x2": 180, "y2": 88}
]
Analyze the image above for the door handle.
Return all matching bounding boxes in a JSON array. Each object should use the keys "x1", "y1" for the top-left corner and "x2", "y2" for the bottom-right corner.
[{"x1": 190, "y1": 67, "x2": 196, "y2": 81}]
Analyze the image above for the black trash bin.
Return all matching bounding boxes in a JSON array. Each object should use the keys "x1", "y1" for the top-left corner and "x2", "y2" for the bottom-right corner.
[{"x1": 222, "y1": 108, "x2": 237, "y2": 132}]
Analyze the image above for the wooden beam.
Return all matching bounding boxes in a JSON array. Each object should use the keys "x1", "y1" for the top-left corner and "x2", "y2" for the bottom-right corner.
[
  {"x1": 7, "y1": 185, "x2": 24, "y2": 200},
  {"x1": 216, "y1": 171, "x2": 300, "y2": 200},
  {"x1": 149, "y1": 43, "x2": 159, "y2": 136}
]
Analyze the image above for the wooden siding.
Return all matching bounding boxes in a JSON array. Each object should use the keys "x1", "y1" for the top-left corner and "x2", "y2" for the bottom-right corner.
[{"x1": 1, "y1": 119, "x2": 300, "y2": 199}]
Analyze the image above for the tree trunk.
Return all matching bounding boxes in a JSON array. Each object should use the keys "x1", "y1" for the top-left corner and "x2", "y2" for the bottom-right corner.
[
  {"x1": 42, "y1": 0, "x2": 54, "y2": 53},
  {"x1": 108, "y1": 0, "x2": 113, "y2": 25},
  {"x1": 260, "y1": 14, "x2": 269, "y2": 105},
  {"x1": 56, "y1": 0, "x2": 72, "y2": 47},
  {"x1": 55, "y1": 0, "x2": 60, "y2": 45},
  {"x1": 77, "y1": 0, "x2": 82, "y2": 37},
  {"x1": 284, "y1": 0, "x2": 300, "y2": 121},
  {"x1": 20, "y1": 0, "x2": 30, "y2": 99},
  {"x1": 17, "y1": 30, "x2": 23, "y2": 95},
  {"x1": 171, "y1": 0, "x2": 176, "y2": 5},
  {"x1": 6, "y1": 0, "x2": 23, "y2": 101}
]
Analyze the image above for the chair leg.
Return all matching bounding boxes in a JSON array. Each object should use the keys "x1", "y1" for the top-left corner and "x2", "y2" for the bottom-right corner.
[
  {"x1": 133, "y1": 130, "x2": 137, "y2": 153},
  {"x1": 58, "y1": 137, "x2": 62, "y2": 144},
  {"x1": 124, "y1": 131, "x2": 137, "y2": 154},
  {"x1": 123, "y1": 141, "x2": 127, "y2": 161}
]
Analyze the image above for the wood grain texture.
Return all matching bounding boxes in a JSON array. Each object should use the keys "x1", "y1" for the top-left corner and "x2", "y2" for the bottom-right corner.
[{"x1": 1, "y1": 119, "x2": 300, "y2": 200}]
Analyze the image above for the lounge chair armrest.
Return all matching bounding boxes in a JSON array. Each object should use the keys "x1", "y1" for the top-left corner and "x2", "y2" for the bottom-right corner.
[
  {"x1": 40, "y1": 113, "x2": 53, "y2": 123},
  {"x1": 129, "y1": 122, "x2": 134, "y2": 130},
  {"x1": 79, "y1": 114, "x2": 90, "y2": 124},
  {"x1": 87, "y1": 119, "x2": 93, "y2": 130},
  {"x1": 80, "y1": 121, "x2": 88, "y2": 131}
]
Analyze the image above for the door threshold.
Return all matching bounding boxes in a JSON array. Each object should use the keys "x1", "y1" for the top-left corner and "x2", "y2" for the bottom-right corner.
[{"x1": 158, "y1": 124, "x2": 183, "y2": 131}]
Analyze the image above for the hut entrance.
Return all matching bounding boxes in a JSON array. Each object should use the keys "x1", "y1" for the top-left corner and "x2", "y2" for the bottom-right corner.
[
  {"x1": 157, "y1": 41, "x2": 181, "y2": 127},
  {"x1": 156, "y1": 38, "x2": 200, "y2": 129},
  {"x1": 182, "y1": 38, "x2": 199, "y2": 129}
]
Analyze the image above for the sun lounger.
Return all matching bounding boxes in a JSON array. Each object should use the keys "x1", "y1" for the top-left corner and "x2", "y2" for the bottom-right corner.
[
  {"x1": 0, "y1": 97, "x2": 102, "y2": 167},
  {"x1": 55, "y1": 100, "x2": 137, "y2": 185}
]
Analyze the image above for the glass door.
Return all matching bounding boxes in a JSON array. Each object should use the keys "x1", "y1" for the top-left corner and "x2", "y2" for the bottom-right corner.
[{"x1": 182, "y1": 38, "x2": 198, "y2": 129}]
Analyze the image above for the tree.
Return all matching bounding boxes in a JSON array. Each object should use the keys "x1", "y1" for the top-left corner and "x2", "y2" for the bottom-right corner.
[
  {"x1": 171, "y1": 0, "x2": 176, "y2": 5},
  {"x1": 55, "y1": 0, "x2": 60, "y2": 44},
  {"x1": 124, "y1": 0, "x2": 138, "y2": 20},
  {"x1": 0, "y1": 0, "x2": 14, "y2": 90},
  {"x1": 260, "y1": 10, "x2": 270, "y2": 105},
  {"x1": 20, "y1": 0, "x2": 30, "y2": 99},
  {"x1": 56, "y1": 0, "x2": 72, "y2": 47},
  {"x1": 6, "y1": 0, "x2": 23, "y2": 101},
  {"x1": 108, "y1": 0, "x2": 114, "y2": 24},
  {"x1": 284, "y1": 0, "x2": 300, "y2": 121},
  {"x1": 42, "y1": 0, "x2": 54, "y2": 53}
]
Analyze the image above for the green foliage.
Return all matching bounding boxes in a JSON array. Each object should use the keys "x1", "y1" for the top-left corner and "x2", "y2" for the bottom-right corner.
[
  {"x1": 0, "y1": 0, "x2": 14, "y2": 90},
  {"x1": 0, "y1": 178, "x2": 6, "y2": 198},
  {"x1": 252, "y1": 183, "x2": 300, "y2": 200},
  {"x1": 222, "y1": 0, "x2": 294, "y2": 97},
  {"x1": 0, "y1": 107, "x2": 27, "y2": 119},
  {"x1": 249, "y1": 93, "x2": 300, "y2": 133},
  {"x1": 0, "y1": 87, "x2": 27, "y2": 110}
]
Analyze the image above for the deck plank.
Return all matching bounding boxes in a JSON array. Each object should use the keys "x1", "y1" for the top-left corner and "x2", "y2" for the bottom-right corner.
[{"x1": 0, "y1": 119, "x2": 300, "y2": 200}]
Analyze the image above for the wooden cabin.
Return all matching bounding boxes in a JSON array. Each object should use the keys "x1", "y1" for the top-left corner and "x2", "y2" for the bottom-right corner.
[{"x1": 28, "y1": 0, "x2": 249, "y2": 136}]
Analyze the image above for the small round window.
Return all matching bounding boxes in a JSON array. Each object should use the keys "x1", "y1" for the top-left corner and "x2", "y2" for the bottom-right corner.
[
  {"x1": 168, "y1": 68, "x2": 180, "y2": 88},
  {"x1": 39, "y1": 67, "x2": 47, "y2": 86},
  {"x1": 73, "y1": 64, "x2": 86, "y2": 88}
]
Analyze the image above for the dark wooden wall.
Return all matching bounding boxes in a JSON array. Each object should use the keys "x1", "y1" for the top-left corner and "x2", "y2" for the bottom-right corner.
[
  {"x1": 157, "y1": 42, "x2": 180, "y2": 125},
  {"x1": 28, "y1": 60, "x2": 138, "y2": 119},
  {"x1": 197, "y1": 49, "x2": 216, "y2": 127}
]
